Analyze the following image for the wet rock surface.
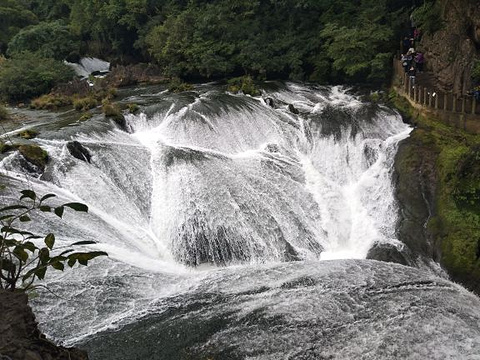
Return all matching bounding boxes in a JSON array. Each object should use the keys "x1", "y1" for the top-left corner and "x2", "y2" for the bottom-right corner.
[{"x1": 0, "y1": 290, "x2": 88, "y2": 360}]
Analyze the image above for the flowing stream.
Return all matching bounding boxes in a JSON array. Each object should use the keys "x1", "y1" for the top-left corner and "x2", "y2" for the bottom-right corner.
[{"x1": 1, "y1": 82, "x2": 480, "y2": 359}]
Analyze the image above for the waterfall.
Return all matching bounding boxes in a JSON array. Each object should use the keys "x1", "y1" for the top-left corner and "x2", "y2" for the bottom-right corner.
[
  {"x1": 1, "y1": 83, "x2": 411, "y2": 268},
  {"x1": 10, "y1": 83, "x2": 478, "y2": 359}
]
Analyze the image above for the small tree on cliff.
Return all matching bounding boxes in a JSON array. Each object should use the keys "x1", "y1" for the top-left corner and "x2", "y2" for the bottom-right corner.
[{"x1": 0, "y1": 190, "x2": 107, "y2": 291}]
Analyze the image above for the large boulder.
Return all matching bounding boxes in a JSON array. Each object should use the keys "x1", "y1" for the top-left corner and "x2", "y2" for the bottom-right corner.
[
  {"x1": 18, "y1": 144, "x2": 49, "y2": 173},
  {"x1": 67, "y1": 141, "x2": 92, "y2": 163}
]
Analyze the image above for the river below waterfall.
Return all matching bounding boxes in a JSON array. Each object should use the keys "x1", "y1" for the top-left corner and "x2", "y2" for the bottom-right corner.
[{"x1": 1, "y1": 82, "x2": 480, "y2": 359}]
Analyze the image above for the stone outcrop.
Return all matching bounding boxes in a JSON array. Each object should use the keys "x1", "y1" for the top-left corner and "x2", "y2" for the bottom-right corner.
[
  {"x1": 419, "y1": 0, "x2": 480, "y2": 94},
  {"x1": 0, "y1": 290, "x2": 88, "y2": 360},
  {"x1": 67, "y1": 141, "x2": 92, "y2": 163},
  {"x1": 18, "y1": 145, "x2": 49, "y2": 174}
]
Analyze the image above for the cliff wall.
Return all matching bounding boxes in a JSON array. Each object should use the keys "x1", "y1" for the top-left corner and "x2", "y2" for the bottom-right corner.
[{"x1": 419, "y1": 0, "x2": 480, "y2": 94}]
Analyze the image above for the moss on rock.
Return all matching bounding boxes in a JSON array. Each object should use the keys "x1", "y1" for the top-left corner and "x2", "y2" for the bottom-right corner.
[
  {"x1": 17, "y1": 129, "x2": 39, "y2": 139},
  {"x1": 18, "y1": 144, "x2": 49, "y2": 171},
  {"x1": 392, "y1": 92, "x2": 480, "y2": 294}
]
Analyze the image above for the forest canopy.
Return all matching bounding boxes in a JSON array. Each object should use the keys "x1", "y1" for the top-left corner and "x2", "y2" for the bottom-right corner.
[{"x1": 0, "y1": 0, "x2": 419, "y2": 89}]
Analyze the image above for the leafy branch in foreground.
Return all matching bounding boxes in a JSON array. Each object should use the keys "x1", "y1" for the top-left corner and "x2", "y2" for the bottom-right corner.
[{"x1": 0, "y1": 190, "x2": 107, "y2": 291}]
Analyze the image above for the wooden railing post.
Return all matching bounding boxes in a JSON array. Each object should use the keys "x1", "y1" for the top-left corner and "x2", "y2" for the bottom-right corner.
[
  {"x1": 423, "y1": 87, "x2": 428, "y2": 106},
  {"x1": 461, "y1": 96, "x2": 466, "y2": 114},
  {"x1": 434, "y1": 93, "x2": 438, "y2": 109},
  {"x1": 428, "y1": 91, "x2": 433, "y2": 107},
  {"x1": 472, "y1": 97, "x2": 477, "y2": 115},
  {"x1": 444, "y1": 93, "x2": 448, "y2": 111},
  {"x1": 453, "y1": 94, "x2": 457, "y2": 113}
]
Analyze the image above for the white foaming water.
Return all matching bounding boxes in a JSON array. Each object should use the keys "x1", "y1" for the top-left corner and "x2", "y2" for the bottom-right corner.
[{"x1": 0, "y1": 83, "x2": 413, "y2": 347}]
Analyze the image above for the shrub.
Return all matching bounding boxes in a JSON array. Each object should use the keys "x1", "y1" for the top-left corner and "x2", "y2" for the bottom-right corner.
[
  {"x1": 0, "y1": 52, "x2": 75, "y2": 102},
  {"x1": 411, "y1": 1, "x2": 444, "y2": 35},
  {"x1": 18, "y1": 129, "x2": 39, "y2": 139},
  {"x1": 127, "y1": 103, "x2": 140, "y2": 114},
  {"x1": 168, "y1": 78, "x2": 194, "y2": 93},
  {"x1": 0, "y1": 104, "x2": 9, "y2": 121},
  {"x1": 30, "y1": 94, "x2": 72, "y2": 110},
  {"x1": 7, "y1": 21, "x2": 81, "y2": 61},
  {"x1": 0, "y1": 190, "x2": 107, "y2": 291},
  {"x1": 227, "y1": 76, "x2": 261, "y2": 96},
  {"x1": 103, "y1": 102, "x2": 122, "y2": 118},
  {"x1": 79, "y1": 112, "x2": 92, "y2": 121},
  {"x1": 73, "y1": 97, "x2": 98, "y2": 111}
]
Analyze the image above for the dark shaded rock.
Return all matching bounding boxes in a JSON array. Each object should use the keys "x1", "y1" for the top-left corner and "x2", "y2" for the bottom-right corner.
[
  {"x1": 18, "y1": 145, "x2": 49, "y2": 173},
  {"x1": 393, "y1": 130, "x2": 441, "y2": 266},
  {"x1": 366, "y1": 242, "x2": 414, "y2": 266},
  {"x1": 0, "y1": 141, "x2": 16, "y2": 154},
  {"x1": 288, "y1": 104, "x2": 299, "y2": 114},
  {"x1": 264, "y1": 143, "x2": 280, "y2": 153},
  {"x1": 0, "y1": 290, "x2": 88, "y2": 360},
  {"x1": 264, "y1": 97, "x2": 275, "y2": 108},
  {"x1": 67, "y1": 141, "x2": 92, "y2": 163}
]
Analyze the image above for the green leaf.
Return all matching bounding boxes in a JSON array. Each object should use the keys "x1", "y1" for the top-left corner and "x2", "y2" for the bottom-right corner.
[
  {"x1": 71, "y1": 240, "x2": 97, "y2": 246},
  {"x1": 44, "y1": 233, "x2": 55, "y2": 249},
  {"x1": 63, "y1": 202, "x2": 88, "y2": 212},
  {"x1": 23, "y1": 241, "x2": 38, "y2": 252},
  {"x1": 35, "y1": 266, "x2": 47, "y2": 280},
  {"x1": 40, "y1": 193, "x2": 56, "y2": 203},
  {"x1": 20, "y1": 190, "x2": 36, "y2": 201},
  {"x1": 67, "y1": 257, "x2": 77, "y2": 267},
  {"x1": 13, "y1": 246, "x2": 29, "y2": 262},
  {"x1": 3, "y1": 239, "x2": 18, "y2": 246},
  {"x1": 0, "y1": 214, "x2": 15, "y2": 221},
  {"x1": 39, "y1": 248, "x2": 50, "y2": 264},
  {"x1": 39, "y1": 205, "x2": 51, "y2": 212},
  {"x1": 19, "y1": 215, "x2": 31, "y2": 222},
  {"x1": 51, "y1": 261, "x2": 64, "y2": 271},
  {"x1": 54, "y1": 206, "x2": 64, "y2": 218},
  {"x1": 1, "y1": 258, "x2": 16, "y2": 272},
  {"x1": 0, "y1": 204, "x2": 29, "y2": 212}
]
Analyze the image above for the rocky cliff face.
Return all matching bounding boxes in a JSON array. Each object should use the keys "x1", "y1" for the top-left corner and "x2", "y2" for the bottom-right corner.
[
  {"x1": 0, "y1": 290, "x2": 88, "y2": 360},
  {"x1": 419, "y1": 0, "x2": 480, "y2": 94}
]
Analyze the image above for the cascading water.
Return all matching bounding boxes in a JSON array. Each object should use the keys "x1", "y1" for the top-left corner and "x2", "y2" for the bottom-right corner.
[{"x1": 2, "y1": 83, "x2": 480, "y2": 359}]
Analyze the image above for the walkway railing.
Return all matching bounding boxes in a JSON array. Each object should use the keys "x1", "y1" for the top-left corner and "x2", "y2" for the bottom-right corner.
[{"x1": 393, "y1": 58, "x2": 480, "y2": 133}]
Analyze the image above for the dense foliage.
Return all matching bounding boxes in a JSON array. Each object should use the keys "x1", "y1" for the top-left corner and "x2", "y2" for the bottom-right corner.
[
  {"x1": 7, "y1": 21, "x2": 80, "y2": 60},
  {"x1": 0, "y1": 0, "x2": 419, "y2": 88},
  {"x1": 0, "y1": 52, "x2": 74, "y2": 102}
]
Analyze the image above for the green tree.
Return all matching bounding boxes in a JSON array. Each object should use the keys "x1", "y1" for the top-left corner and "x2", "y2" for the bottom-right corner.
[
  {"x1": 321, "y1": 21, "x2": 393, "y2": 82},
  {"x1": 7, "y1": 21, "x2": 80, "y2": 60},
  {"x1": 0, "y1": 0, "x2": 38, "y2": 54},
  {"x1": 0, "y1": 52, "x2": 74, "y2": 102},
  {"x1": 0, "y1": 190, "x2": 107, "y2": 292}
]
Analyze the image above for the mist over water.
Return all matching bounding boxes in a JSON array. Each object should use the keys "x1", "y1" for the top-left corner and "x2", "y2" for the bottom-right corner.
[{"x1": 2, "y1": 83, "x2": 479, "y2": 359}]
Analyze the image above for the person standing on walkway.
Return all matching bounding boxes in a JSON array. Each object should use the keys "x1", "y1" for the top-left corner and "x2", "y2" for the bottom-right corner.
[
  {"x1": 408, "y1": 66, "x2": 417, "y2": 86},
  {"x1": 414, "y1": 52, "x2": 425, "y2": 72}
]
